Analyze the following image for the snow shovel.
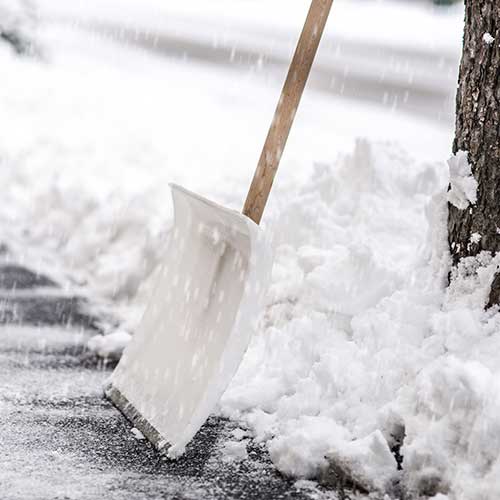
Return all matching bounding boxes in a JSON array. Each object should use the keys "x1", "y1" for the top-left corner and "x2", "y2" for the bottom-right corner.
[{"x1": 105, "y1": 0, "x2": 333, "y2": 458}]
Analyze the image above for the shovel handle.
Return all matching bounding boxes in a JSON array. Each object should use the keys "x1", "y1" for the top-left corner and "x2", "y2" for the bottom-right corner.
[{"x1": 242, "y1": 0, "x2": 333, "y2": 225}]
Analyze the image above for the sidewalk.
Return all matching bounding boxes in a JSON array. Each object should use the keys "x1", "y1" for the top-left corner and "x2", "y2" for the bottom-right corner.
[{"x1": 0, "y1": 264, "x2": 335, "y2": 500}]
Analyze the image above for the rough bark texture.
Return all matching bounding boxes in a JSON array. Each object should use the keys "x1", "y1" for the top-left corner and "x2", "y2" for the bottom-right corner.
[{"x1": 448, "y1": 1, "x2": 500, "y2": 304}]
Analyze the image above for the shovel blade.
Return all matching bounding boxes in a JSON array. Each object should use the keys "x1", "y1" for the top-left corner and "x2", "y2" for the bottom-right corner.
[{"x1": 105, "y1": 184, "x2": 272, "y2": 457}]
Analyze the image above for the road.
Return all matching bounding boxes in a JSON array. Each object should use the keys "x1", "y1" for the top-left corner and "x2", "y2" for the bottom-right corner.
[
  {"x1": 0, "y1": 264, "x2": 339, "y2": 499},
  {"x1": 39, "y1": 0, "x2": 460, "y2": 126},
  {"x1": 76, "y1": 19, "x2": 458, "y2": 124}
]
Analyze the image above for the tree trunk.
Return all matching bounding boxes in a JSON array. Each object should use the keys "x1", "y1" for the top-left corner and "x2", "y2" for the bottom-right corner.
[{"x1": 448, "y1": 1, "x2": 500, "y2": 305}]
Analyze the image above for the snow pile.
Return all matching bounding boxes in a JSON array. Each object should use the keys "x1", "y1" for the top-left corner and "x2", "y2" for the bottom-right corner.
[
  {"x1": 216, "y1": 143, "x2": 500, "y2": 498},
  {"x1": 404, "y1": 357, "x2": 500, "y2": 499},
  {"x1": 0, "y1": 17, "x2": 453, "y2": 320},
  {"x1": 66, "y1": 136, "x2": 500, "y2": 498},
  {"x1": 325, "y1": 430, "x2": 398, "y2": 493},
  {"x1": 447, "y1": 150, "x2": 478, "y2": 210},
  {"x1": 221, "y1": 139, "x2": 444, "y2": 489},
  {"x1": 398, "y1": 245, "x2": 500, "y2": 498}
]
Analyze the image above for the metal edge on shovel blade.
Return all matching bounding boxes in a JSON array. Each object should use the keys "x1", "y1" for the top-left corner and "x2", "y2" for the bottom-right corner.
[{"x1": 104, "y1": 383, "x2": 169, "y2": 452}]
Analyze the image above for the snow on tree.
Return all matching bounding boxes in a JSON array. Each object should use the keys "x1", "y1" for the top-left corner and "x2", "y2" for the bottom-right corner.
[{"x1": 448, "y1": 0, "x2": 500, "y2": 307}]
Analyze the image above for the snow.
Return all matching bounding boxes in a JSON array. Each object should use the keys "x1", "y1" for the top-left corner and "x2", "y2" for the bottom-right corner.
[
  {"x1": 5, "y1": 0, "x2": 499, "y2": 498},
  {"x1": 220, "y1": 139, "x2": 448, "y2": 486},
  {"x1": 0, "y1": 325, "x2": 305, "y2": 500},
  {"x1": 0, "y1": 0, "x2": 38, "y2": 55},
  {"x1": 222, "y1": 440, "x2": 249, "y2": 462},
  {"x1": 0, "y1": 13, "x2": 456, "y2": 318},
  {"x1": 326, "y1": 430, "x2": 398, "y2": 493},
  {"x1": 0, "y1": 0, "x2": 31, "y2": 32},
  {"x1": 483, "y1": 32, "x2": 495, "y2": 45},
  {"x1": 131, "y1": 427, "x2": 146, "y2": 440},
  {"x1": 470, "y1": 232, "x2": 482, "y2": 245},
  {"x1": 33, "y1": 0, "x2": 463, "y2": 53},
  {"x1": 404, "y1": 357, "x2": 500, "y2": 499},
  {"x1": 447, "y1": 150, "x2": 478, "y2": 210},
  {"x1": 294, "y1": 479, "x2": 320, "y2": 492},
  {"x1": 87, "y1": 330, "x2": 132, "y2": 360},
  {"x1": 218, "y1": 141, "x2": 500, "y2": 498},
  {"x1": 230, "y1": 428, "x2": 248, "y2": 441}
]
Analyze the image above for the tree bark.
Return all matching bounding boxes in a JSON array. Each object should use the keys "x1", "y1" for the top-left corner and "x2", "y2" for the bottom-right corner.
[{"x1": 448, "y1": 1, "x2": 500, "y2": 304}]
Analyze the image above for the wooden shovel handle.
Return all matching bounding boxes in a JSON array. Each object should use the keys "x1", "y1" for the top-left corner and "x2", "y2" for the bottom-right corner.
[{"x1": 242, "y1": 0, "x2": 333, "y2": 225}]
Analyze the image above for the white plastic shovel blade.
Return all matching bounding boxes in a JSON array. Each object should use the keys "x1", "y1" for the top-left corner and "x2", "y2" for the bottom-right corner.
[{"x1": 105, "y1": 184, "x2": 272, "y2": 457}]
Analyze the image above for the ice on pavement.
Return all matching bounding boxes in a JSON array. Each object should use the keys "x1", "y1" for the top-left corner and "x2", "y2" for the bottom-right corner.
[{"x1": 3, "y1": 1, "x2": 498, "y2": 498}]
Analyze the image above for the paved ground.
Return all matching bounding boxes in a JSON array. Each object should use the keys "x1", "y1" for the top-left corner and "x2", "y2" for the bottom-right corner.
[{"x1": 0, "y1": 264, "x2": 340, "y2": 500}]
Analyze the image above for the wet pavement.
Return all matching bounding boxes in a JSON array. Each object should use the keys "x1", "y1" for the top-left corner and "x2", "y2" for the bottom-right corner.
[{"x1": 0, "y1": 264, "x2": 338, "y2": 500}]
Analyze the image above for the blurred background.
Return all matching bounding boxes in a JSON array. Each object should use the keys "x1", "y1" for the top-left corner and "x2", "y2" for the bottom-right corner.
[
  {"x1": 0, "y1": 0, "x2": 464, "y2": 164},
  {"x1": 1, "y1": 0, "x2": 464, "y2": 307}
]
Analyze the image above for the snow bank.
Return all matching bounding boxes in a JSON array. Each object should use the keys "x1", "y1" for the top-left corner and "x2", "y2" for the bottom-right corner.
[
  {"x1": 404, "y1": 357, "x2": 500, "y2": 499},
  {"x1": 0, "y1": 16, "x2": 453, "y2": 316},
  {"x1": 218, "y1": 141, "x2": 500, "y2": 498},
  {"x1": 220, "y1": 139, "x2": 445, "y2": 491}
]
